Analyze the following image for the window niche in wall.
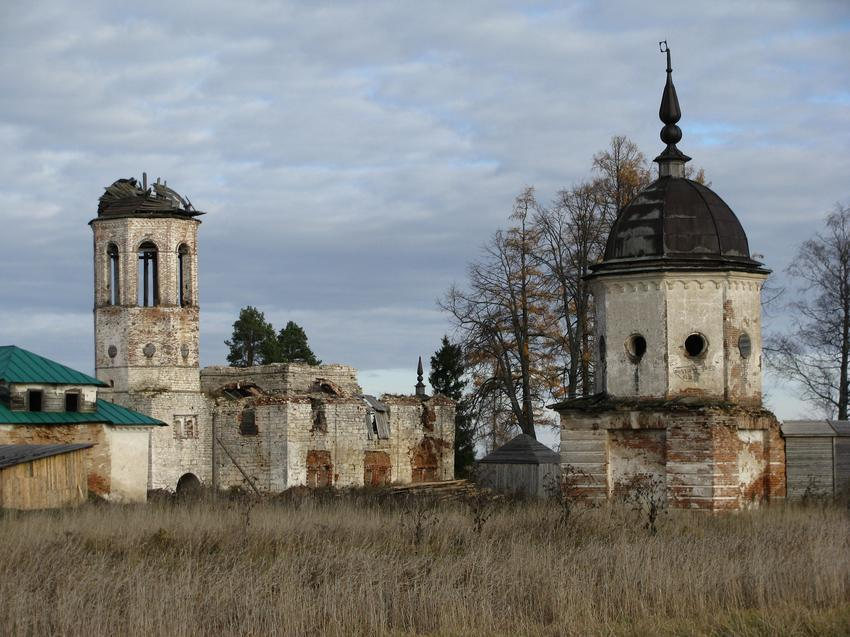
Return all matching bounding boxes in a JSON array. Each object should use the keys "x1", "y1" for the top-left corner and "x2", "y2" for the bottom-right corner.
[
  {"x1": 107, "y1": 244, "x2": 120, "y2": 305},
  {"x1": 738, "y1": 333, "x2": 752, "y2": 358},
  {"x1": 177, "y1": 244, "x2": 191, "y2": 307},
  {"x1": 626, "y1": 334, "x2": 647, "y2": 363},
  {"x1": 310, "y1": 399, "x2": 327, "y2": 433},
  {"x1": 174, "y1": 414, "x2": 199, "y2": 439},
  {"x1": 240, "y1": 408, "x2": 258, "y2": 436},
  {"x1": 137, "y1": 242, "x2": 159, "y2": 307}
]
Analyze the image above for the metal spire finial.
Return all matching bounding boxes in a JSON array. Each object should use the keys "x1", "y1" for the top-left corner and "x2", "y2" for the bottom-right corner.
[
  {"x1": 415, "y1": 356, "x2": 427, "y2": 397},
  {"x1": 654, "y1": 41, "x2": 690, "y2": 178}
]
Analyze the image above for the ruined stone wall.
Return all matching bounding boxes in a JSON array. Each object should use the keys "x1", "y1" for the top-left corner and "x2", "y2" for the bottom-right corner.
[
  {"x1": 559, "y1": 402, "x2": 785, "y2": 511},
  {"x1": 212, "y1": 399, "x2": 290, "y2": 493},
  {"x1": 209, "y1": 392, "x2": 456, "y2": 491},
  {"x1": 0, "y1": 423, "x2": 113, "y2": 498},
  {"x1": 284, "y1": 397, "x2": 380, "y2": 487},
  {"x1": 200, "y1": 364, "x2": 361, "y2": 397},
  {"x1": 383, "y1": 395, "x2": 455, "y2": 484},
  {"x1": 592, "y1": 272, "x2": 767, "y2": 402}
]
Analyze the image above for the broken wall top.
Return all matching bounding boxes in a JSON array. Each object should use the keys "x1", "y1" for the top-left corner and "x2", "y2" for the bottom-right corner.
[{"x1": 201, "y1": 363, "x2": 362, "y2": 397}]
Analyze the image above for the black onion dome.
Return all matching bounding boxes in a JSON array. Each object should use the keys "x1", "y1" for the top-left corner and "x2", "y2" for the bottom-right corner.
[
  {"x1": 591, "y1": 178, "x2": 766, "y2": 275},
  {"x1": 96, "y1": 177, "x2": 204, "y2": 219}
]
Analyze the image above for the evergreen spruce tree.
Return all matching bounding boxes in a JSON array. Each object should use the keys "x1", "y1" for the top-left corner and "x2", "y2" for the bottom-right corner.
[
  {"x1": 429, "y1": 335, "x2": 476, "y2": 477},
  {"x1": 225, "y1": 306, "x2": 277, "y2": 367},
  {"x1": 276, "y1": 321, "x2": 321, "y2": 365}
]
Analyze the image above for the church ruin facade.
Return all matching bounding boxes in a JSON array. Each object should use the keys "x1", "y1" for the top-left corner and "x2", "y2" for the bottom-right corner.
[{"x1": 91, "y1": 177, "x2": 454, "y2": 494}]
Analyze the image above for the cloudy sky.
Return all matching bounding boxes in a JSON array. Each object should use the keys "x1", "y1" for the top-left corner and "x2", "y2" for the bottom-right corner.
[{"x1": 1, "y1": 0, "x2": 848, "y2": 426}]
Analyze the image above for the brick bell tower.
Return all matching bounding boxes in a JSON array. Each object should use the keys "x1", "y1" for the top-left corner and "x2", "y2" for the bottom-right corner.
[
  {"x1": 91, "y1": 175, "x2": 210, "y2": 491},
  {"x1": 552, "y1": 44, "x2": 785, "y2": 511}
]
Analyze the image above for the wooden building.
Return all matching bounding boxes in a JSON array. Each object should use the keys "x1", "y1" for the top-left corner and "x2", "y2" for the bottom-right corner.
[
  {"x1": 477, "y1": 434, "x2": 560, "y2": 498},
  {"x1": 0, "y1": 346, "x2": 164, "y2": 502},
  {"x1": 0, "y1": 443, "x2": 93, "y2": 509},
  {"x1": 781, "y1": 420, "x2": 850, "y2": 499}
]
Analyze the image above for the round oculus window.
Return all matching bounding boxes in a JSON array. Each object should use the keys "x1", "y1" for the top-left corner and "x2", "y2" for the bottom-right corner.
[{"x1": 684, "y1": 333, "x2": 707, "y2": 357}]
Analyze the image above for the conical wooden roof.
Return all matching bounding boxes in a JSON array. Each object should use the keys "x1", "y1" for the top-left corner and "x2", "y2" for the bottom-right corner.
[{"x1": 479, "y1": 434, "x2": 560, "y2": 465}]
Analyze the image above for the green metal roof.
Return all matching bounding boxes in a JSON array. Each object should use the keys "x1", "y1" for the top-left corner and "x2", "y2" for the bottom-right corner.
[
  {"x1": 0, "y1": 399, "x2": 164, "y2": 427},
  {"x1": 0, "y1": 346, "x2": 106, "y2": 387}
]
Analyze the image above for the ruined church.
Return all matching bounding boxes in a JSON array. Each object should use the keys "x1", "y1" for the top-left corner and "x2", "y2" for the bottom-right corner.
[
  {"x1": 90, "y1": 177, "x2": 455, "y2": 497},
  {"x1": 553, "y1": 47, "x2": 786, "y2": 511}
]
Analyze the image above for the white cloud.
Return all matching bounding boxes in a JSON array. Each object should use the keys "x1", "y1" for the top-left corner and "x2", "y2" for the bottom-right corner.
[{"x1": 1, "y1": 0, "x2": 848, "y2": 420}]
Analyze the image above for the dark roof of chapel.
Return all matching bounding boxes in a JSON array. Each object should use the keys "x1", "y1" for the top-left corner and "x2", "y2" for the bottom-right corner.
[
  {"x1": 591, "y1": 178, "x2": 768, "y2": 277},
  {"x1": 478, "y1": 434, "x2": 560, "y2": 465}
]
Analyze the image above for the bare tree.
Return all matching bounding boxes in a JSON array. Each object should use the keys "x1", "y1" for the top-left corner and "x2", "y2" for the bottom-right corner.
[
  {"x1": 592, "y1": 135, "x2": 652, "y2": 221},
  {"x1": 769, "y1": 203, "x2": 850, "y2": 419},
  {"x1": 535, "y1": 181, "x2": 609, "y2": 398},
  {"x1": 441, "y1": 187, "x2": 556, "y2": 439}
]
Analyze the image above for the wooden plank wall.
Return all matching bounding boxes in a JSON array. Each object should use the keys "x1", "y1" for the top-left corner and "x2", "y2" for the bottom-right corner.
[
  {"x1": 477, "y1": 463, "x2": 559, "y2": 498},
  {"x1": 785, "y1": 438, "x2": 833, "y2": 499},
  {"x1": 834, "y1": 438, "x2": 850, "y2": 495},
  {"x1": 0, "y1": 451, "x2": 88, "y2": 509}
]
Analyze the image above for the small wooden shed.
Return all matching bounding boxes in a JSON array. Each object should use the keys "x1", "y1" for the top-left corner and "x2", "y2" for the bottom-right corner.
[
  {"x1": 476, "y1": 434, "x2": 560, "y2": 498},
  {"x1": 781, "y1": 420, "x2": 850, "y2": 499},
  {"x1": 0, "y1": 443, "x2": 93, "y2": 510}
]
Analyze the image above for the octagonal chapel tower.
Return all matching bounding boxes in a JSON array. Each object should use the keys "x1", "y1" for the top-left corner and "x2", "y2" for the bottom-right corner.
[
  {"x1": 553, "y1": 46, "x2": 785, "y2": 511},
  {"x1": 590, "y1": 55, "x2": 769, "y2": 404},
  {"x1": 91, "y1": 177, "x2": 210, "y2": 491}
]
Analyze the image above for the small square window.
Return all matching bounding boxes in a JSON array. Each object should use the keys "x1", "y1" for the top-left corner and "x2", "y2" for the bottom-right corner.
[
  {"x1": 65, "y1": 392, "x2": 80, "y2": 412},
  {"x1": 173, "y1": 414, "x2": 199, "y2": 440},
  {"x1": 27, "y1": 390, "x2": 43, "y2": 412}
]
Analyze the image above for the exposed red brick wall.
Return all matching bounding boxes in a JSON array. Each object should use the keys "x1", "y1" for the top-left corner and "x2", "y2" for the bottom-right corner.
[{"x1": 559, "y1": 403, "x2": 786, "y2": 512}]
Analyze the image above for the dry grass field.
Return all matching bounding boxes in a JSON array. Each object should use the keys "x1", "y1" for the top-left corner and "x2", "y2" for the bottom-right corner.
[{"x1": 1, "y1": 491, "x2": 849, "y2": 637}]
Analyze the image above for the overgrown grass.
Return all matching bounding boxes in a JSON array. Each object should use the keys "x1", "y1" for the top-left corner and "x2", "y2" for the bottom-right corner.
[{"x1": 1, "y1": 493, "x2": 849, "y2": 636}]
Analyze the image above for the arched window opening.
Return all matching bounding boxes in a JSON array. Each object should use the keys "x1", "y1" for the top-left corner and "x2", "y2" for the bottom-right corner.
[
  {"x1": 137, "y1": 242, "x2": 159, "y2": 307},
  {"x1": 178, "y1": 244, "x2": 191, "y2": 307},
  {"x1": 107, "y1": 244, "x2": 120, "y2": 306}
]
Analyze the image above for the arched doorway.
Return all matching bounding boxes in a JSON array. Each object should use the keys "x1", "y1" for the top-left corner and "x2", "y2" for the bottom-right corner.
[{"x1": 176, "y1": 473, "x2": 202, "y2": 496}]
